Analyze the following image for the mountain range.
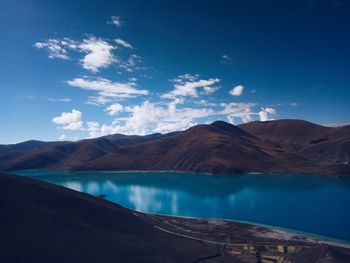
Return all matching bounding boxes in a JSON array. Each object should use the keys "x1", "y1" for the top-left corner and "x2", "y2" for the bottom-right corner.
[{"x1": 1, "y1": 119, "x2": 349, "y2": 174}]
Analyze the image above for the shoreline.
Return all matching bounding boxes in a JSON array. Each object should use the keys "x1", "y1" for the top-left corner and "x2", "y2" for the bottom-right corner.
[
  {"x1": 140, "y1": 211, "x2": 350, "y2": 249},
  {"x1": 9, "y1": 169, "x2": 350, "y2": 245},
  {"x1": 9, "y1": 168, "x2": 350, "y2": 177}
]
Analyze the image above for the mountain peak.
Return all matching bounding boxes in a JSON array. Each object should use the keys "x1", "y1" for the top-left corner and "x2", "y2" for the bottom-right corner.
[{"x1": 210, "y1": 120, "x2": 253, "y2": 137}]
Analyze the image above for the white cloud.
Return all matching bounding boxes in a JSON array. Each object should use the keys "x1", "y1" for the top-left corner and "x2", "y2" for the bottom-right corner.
[
  {"x1": 289, "y1": 102, "x2": 298, "y2": 107},
  {"x1": 115, "y1": 38, "x2": 133, "y2": 49},
  {"x1": 78, "y1": 37, "x2": 116, "y2": 72},
  {"x1": 86, "y1": 121, "x2": 101, "y2": 138},
  {"x1": 106, "y1": 103, "x2": 124, "y2": 116},
  {"x1": 86, "y1": 100, "x2": 217, "y2": 137},
  {"x1": 109, "y1": 16, "x2": 122, "y2": 27},
  {"x1": 220, "y1": 102, "x2": 256, "y2": 124},
  {"x1": 58, "y1": 134, "x2": 79, "y2": 141},
  {"x1": 34, "y1": 38, "x2": 78, "y2": 60},
  {"x1": 84, "y1": 99, "x2": 277, "y2": 137},
  {"x1": 67, "y1": 77, "x2": 148, "y2": 100},
  {"x1": 203, "y1": 86, "x2": 218, "y2": 95},
  {"x1": 47, "y1": 98, "x2": 71, "y2": 102},
  {"x1": 229, "y1": 85, "x2": 244, "y2": 96},
  {"x1": 222, "y1": 54, "x2": 232, "y2": 60},
  {"x1": 35, "y1": 36, "x2": 116, "y2": 72},
  {"x1": 52, "y1": 109, "x2": 83, "y2": 130},
  {"x1": 58, "y1": 134, "x2": 67, "y2": 140},
  {"x1": 86, "y1": 96, "x2": 111, "y2": 106},
  {"x1": 259, "y1": 107, "x2": 276, "y2": 121},
  {"x1": 197, "y1": 99, "x2": 217, "y2": 107},
  {"x1": 220, "y1": 54, "x2": 233, "y2": 65},
  {"x1": 162, "y1": 74, "x2": 220, "y2": 99},
  {"x1": 120, "y1": 54, "x2": 142, "y2": 72}
]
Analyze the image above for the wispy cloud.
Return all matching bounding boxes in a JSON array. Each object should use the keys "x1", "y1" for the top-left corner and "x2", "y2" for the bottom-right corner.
[
  {"x1": 67, "y1": 77, "x2": 149, "y2": 103},
  {"x1": 86, "y1": 96, "x2": 111, "y2": 106},
  {"x1": 58, "y1": 134, "x2": 79, "y2": 141},
  {"x1": 108, "y1": 16, "x2": 122, "y2": 27},
  {"x1": 115, "y1": 38, "x2": 133, "y2": 49},
  {"x1": 47, "y1": 98, "x2": 71, "y2": 102},
  {"x1": 220, "y1": 54, "x2": 233, "y2": 65},
  {"x1": 119, "y1": 54, "x2": 142, "y2": 72},
  {"x1": 322, "y1": 121, "x2": 350, "y2": 127},
  {"x1": 34, "y1": 38, "x2": 78, "y2": 60}
]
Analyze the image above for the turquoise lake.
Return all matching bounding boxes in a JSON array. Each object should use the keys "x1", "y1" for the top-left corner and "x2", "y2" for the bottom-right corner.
[{"x1": 13, "y1": 171, "x2": 350, "y2": 242}]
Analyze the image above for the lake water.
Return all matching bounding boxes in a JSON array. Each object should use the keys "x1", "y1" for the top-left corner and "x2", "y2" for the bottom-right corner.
[{"x1": 13, "y1": 170, "x2": 350, "y2": 242}]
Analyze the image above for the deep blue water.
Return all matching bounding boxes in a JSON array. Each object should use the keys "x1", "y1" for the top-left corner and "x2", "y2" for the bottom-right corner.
[{"x1": 13, "y1": 171, "x2": 350, "y2": 242}]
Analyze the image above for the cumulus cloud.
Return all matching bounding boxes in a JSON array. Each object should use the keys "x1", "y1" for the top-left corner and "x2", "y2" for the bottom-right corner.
[
  {"x1": 220, "y1": 102, "x2": 256, "y2": 124},
  {"x1": 259, "y1": 107, "x2": 276, "y2": 121},
  {"x1": 106, "y1": 103, "x2": 124, "y2": 115},
  {"x1": 79, "y1": 37, "x2": 116, "y2": 72},
  {"x1": 162, "y1": 74, "x2": 220, "y2": 99},
  {"x1": 108, "y1": 16, "x2": 122, "y2": 27},
  {"x1": 52, "y1": 109, "x2": 83, "y2": 130},
  {"x1": 35, "y1": 36, "x2": 117, "y2": 72},
  {"x1": 86, "y1": 100, "x2": 217, "y2": 137},
  {"x1": 85, "y1": 99, "x2": 266, "y2": 138},
  {"x1": 86, "y1": 121, "x2": 101, "y2": 138},
  {"x1": 115, "y1": 38, "x2": 133, "y2": 49},
  {"x1": 229, "y1": 85, "x2": 244, "y2": 96},
  {"x1": 82, "y1": 96, "x2": 281, "y2": 138},
  {"x1": 67, "y1": 77, "x2": 148, "y2": 103}
]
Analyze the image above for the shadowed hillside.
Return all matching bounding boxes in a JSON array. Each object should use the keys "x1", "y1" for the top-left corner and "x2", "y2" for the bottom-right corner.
[{"x1": 0, "y1": 172, "x2": 216, "y2": 262}]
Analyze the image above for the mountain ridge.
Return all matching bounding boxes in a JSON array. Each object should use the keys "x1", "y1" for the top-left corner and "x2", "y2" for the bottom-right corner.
[{"x1": 1, "y1": 119, "x2": 349, "y2": 174}]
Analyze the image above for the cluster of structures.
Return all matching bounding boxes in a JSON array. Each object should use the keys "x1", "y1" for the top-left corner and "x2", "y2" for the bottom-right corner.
[{"x1": 227, "y1": 244, "x2": 305, "y2": 263}]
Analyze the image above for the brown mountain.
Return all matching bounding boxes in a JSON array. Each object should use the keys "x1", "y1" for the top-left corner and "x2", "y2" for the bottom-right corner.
[
  {"x1": 238, "y1": 119, "x2": 350, "y2": 174},
  {"x1": 0, "y1": 120, "x2": 349, "y2": 174}
]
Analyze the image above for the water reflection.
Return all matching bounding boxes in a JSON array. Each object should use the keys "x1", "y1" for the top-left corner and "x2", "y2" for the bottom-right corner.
[{"x1": 12, "y1": 170, "x2": 350, "y2": 241}]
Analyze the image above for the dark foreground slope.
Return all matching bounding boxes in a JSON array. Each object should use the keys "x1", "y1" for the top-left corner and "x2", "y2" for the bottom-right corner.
[
  {"x1": 0, "y1": 120, "x2": 349, "y2": 174},
  {"x1": 0, "y1": 172, "x2": 216, "y2": 263},
  {"x1": 1, "y1": 173, "x2": 350, "y2": 263}
]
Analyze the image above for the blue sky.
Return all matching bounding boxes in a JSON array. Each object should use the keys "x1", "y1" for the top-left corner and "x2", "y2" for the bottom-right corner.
[{"x1": 0, "y1": 0, "x2": 349, "y2": 143}]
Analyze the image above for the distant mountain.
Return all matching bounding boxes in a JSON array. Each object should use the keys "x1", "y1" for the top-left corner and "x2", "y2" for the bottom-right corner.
[
  {"x1": 0, "y1": 140, "x2": 64, "y2": 157},
  {"x1": 0, "y1": 120, "x2": 349, "y2": 174}
]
